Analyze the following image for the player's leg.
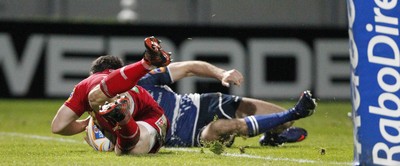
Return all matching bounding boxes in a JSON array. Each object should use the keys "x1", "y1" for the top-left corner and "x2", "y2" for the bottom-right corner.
[
  {"x1": 201, "y1": 118, "x2": 302, "y2": 144},
  {"x1": 236, "y1": 93, "x2": 312, "y2": 146},
  {"x1": 116, "y1": 122, "x2": 157, "y2": 154},
  {"x1": 244, "y1": 90, "x2": 315, "y2": 141},
  {"x1": 200, "y1": 118, "x2": 247, "y2": 143},
  {"x1": 126, "y1": 113, "x2": 168, "y2": 154},
  {"x1": 99, "y1": 60, "x2": 150, "y2": 98},
  {"x1": 88, "y1": 36, "x2": 171, "y2": 112},
  {"x1": 84, "y1": 116, "x2": 166, "y2": 154},
  {"x1": 99, "y1": 46, "x2": 170, "y2": 99},
  {"x1": 200, "y1": 93, "x2": 293, "y2": 131},
  {"x1": 97, "y1": 94, "x2": 140, "y2": 155},
  {"x1": 104, "y1": 36, "x2": 170, "y2": 96},
  {"x1": 235, "y1": 97, "x2": 287, "y2": 117},
  {"x1": 235, "y1": 97, "x2": 294, "y2": 133},
  {"x1": 200, "y1": 90, "x2": 317, "y2": 144},
  {"x1": 198, "y1": 92, "x2": 293, "y2": 146},
  {"x1": 199, "y1": 93, "x2": 294, "y2": 144}
]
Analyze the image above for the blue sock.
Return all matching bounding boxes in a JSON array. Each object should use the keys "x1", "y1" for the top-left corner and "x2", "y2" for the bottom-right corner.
[{"x1": 244, "y1": 109, "x2": 296, "y2": 137}]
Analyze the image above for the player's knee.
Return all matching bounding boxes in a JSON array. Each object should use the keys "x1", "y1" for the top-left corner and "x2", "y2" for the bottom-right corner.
[
  {"x1": 200, "y1": 128, "x2": 218, "y2": 143},
  {"x1": 200, "y1": 120, "x2": 245, "y2": 142}
]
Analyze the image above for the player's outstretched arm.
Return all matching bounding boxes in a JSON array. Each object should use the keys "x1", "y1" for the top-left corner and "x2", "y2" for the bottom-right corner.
[
  {"x1": 168, "y1": 61, "x2": 243, "y2": 87},
  {"x1": 51, "y1": 105, "x2": 90, "y2": 135}
]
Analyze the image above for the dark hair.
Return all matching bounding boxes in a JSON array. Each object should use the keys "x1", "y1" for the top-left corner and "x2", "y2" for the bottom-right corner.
[{"x1": 90, "y1": 55, "x2": 124, "y2": 74}]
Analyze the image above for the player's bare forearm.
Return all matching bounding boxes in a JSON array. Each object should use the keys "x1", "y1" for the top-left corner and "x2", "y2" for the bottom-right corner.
[
  {"x1": 168, "y1": 61, "x2": 243, "y2": 87},
  {"x1": 185, "y1": 61, "x2": 226, "y2": 80},
  {"x1": 168, "y1": 61, "x2": 225, "y2": 81},
  {"x1": 52, "y1": 105, "x2": 90, "y2": 136},
  {"x1": 55, "y1": 118, "x2": 89, "y2": 136}
]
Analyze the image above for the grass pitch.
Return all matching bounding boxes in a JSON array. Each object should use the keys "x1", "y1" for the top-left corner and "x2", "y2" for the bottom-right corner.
[{"x1": 0, "y1": 99, "x2": 353, "y2": 165}]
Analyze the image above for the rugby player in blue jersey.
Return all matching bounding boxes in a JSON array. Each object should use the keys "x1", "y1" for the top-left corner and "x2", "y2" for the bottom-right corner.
[
  {"x1": 85, "y1": 54, "x2": 317, "y2": 149},
  {"x1": 136, "y1": 60, "x2": 316, "y2": 147}
]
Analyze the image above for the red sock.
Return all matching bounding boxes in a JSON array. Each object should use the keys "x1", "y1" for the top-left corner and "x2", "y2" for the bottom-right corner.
[
  {"x1": 116, "y1": 117, "x2": 140, "y2": 151},
  {"x1": 100, "y1": 60, "x2": 149, "y2": 98}
]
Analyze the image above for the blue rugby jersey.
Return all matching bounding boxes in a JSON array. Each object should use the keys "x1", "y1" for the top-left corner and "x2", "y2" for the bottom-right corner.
[{"x1": 138, "y1": 67, "x2": 201, "y2": 147}]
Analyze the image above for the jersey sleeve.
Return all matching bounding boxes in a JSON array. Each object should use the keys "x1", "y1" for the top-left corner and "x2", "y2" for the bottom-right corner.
[
  {"x1": 138, "y1": 67, "x2": 173, "y2": 86},
  {"x1": 64, "y1": 84, "x2": 87, "y2": 117}
]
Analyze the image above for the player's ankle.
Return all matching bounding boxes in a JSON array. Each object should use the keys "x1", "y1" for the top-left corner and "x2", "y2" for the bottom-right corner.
[{"x1": 141, "y1": 58, "x2": 155, "y2": 70}]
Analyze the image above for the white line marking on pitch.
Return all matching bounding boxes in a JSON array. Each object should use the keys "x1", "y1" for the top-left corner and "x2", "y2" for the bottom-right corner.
[
  {"x1": 166, "y1": 148, "x2": 352, "y2": 165},
  {"x1": 0, "y1": 132, "x2": 352, "y2": 165},
  {"x1": 0, "y1": 132, "x2": 83, "y2": 144}
]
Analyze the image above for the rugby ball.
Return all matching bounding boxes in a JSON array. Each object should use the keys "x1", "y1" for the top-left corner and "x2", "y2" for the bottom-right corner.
[{"x1": 85, "y1": 117, "x2": 114, "y2": 152}]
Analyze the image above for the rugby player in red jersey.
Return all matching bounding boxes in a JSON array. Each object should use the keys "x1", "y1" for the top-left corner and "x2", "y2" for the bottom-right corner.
[{"x1": 51, "y1": 36, "x2": 171, "y2": 155}]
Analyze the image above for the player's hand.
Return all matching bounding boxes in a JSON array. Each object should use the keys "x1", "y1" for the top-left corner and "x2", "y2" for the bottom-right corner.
[
  {"x1": 221, "y1": 69, "x2": 243, "y2": 87},
  {"x1": 143, "y1": 36, "x2": 172, "y2": 68}
]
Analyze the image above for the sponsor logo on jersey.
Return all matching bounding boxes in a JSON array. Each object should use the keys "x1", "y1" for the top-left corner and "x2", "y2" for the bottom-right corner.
[
  {"x1": 150, "y1": 67, "x2": 166, "y2": 74},
  {"x1": 66, "y1": 87, "x2": 75, "y2": 102},
  {"x1": 132, "y1": 86, "x2": 140, "y2": 93},
  {"x1": 155, "y1": 115, "x2": 168, "y2": 142}
]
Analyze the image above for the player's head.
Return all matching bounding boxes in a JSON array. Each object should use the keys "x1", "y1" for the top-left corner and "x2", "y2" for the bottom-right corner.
[{"x1": 90, "y1": 55, "x2": 124, "y2": 74}]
